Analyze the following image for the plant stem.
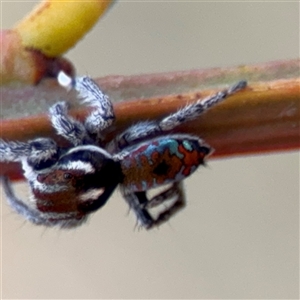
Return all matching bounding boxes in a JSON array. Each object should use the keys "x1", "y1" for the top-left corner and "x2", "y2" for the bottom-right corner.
[{"x1": 1, "y1": 59, "x2": 299, "y2": 181}]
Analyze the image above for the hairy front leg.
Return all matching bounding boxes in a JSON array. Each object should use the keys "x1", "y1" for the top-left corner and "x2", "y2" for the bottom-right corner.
[
  {"x1": 58, "y1": 72, "x2": 115, "y2": 143},
  {"x1": 0, "y1": 137, "x2": 59, "y2": 169},
  {"x1": 49, "y1": 102, "x2": 91, "y2": 146}
]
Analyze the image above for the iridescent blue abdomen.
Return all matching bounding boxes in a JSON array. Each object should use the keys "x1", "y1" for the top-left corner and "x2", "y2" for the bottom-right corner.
[{"x1": 119, "y1": 135, "x2": 211, "y2": 192}]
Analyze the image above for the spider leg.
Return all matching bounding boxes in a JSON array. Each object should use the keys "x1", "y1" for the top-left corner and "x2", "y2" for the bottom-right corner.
[
  {"x1": 147, "y1": 182, "x2": 186, "y2": 228},
  {"x1": 58, "y1": 72, "x2": 115, "y2": 143},
  {"x1": 114, "y1": 80, "x2": 247, "y2": 149},
  {"x1": 1, "y1": 176, "x2": 53, "y2": 225},
  {"x1": 1, "y1": 176, "x2": 87, "y2": 228},
  {"x1": 159, "y1": 80, "x2": 247, "y2": 131},
  {"x1": 0, "y1": 137, "x2": 59, "y2": 167},
  {"x1": 121, "y1": 187, "x2": 155, "y2": 229},
  {"x1": 49, "y1": 102, "x2": 91, "y2": 146},
  {"x1": 76, "y1": 75, "x2": 115, "y2": 135},
  {"x1": 121, "y1": 182, "x2": 186, "y2": 229},
  {"x1": 0, "y1": 140, "x2": 32, "y2": 162},
  {"x1": 145, "y1": 182, "x2": 184, "y2": 209}
]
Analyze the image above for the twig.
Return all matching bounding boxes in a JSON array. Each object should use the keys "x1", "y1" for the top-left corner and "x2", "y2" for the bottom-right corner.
[{"x1": 1, "y1": 59, "x2": 299, "y2": 180}]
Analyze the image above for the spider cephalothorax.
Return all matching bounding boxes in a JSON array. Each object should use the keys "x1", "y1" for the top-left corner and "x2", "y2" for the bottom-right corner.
[{"x1": 0, "y1": 72, "x2": 246, "y2": 229}]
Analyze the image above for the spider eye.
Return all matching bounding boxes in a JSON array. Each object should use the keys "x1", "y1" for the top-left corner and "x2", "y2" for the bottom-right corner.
[{"x1": 63, "y1": 173, "x2": 73, "y2": 180}]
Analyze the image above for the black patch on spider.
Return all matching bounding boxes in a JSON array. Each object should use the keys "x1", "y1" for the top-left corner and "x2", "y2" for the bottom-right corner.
[
  {"x1": 153, "y1": 160, "x2": 170, "y2": 176},
  {"x1": 199, "y1": 146, "x2": 211, "y2": 155}
]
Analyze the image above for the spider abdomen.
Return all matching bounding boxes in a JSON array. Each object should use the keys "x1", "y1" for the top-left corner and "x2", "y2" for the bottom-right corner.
[{"x1": 120, "y1": 135, "x2": 212, "y2": 192}]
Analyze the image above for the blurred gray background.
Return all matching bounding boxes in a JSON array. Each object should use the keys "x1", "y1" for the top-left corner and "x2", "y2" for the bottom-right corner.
[{"x1": 1, "y1": 1, "x2": 299, "y2": 299}]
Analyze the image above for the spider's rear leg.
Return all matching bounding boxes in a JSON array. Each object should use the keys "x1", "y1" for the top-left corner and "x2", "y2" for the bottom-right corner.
[
  {"x1": 159, "y1": 80, "x2": 247, "y2": 131},
  {"x1": 146, "y1": 182, "x2": 186, "y2": 229},
  {"x1": 145, "y1": 182, "x2": 185, "y2": 209},
  {"x1": 58, "y1": 72, "x2": 115, "y2": 143},
  {"x1": 121, "y1": 187, "x2": 155, "y2": 229},
  {"x1": 122, "y1": 182, "x2": 186, "y2": 229},
  {"x1": 114, "y1": 80, "x2": 247, "y2": 150}
]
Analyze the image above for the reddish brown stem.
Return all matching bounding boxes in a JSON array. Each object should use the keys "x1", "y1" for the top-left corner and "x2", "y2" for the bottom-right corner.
[{"x1": 1, "y1": 59, "x2": 299, "y2": 181}]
